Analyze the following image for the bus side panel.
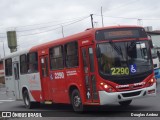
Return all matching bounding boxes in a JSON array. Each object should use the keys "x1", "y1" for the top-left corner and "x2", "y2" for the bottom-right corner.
[
  {"x1": 19, "y1": 74, "x2": 26, "y2": 100},
  {"x1": 28, "y1": 73, "x2": 42, "y2": 102},
  {"x1": 49, "y1": 70, "x2": 70, "y2": 103},
  {"x1": 21, "y1": 73, "x2": 42, "y2": 102},
  {"x1": 5, "y1": 76, "x2": 16, "y2": 99},
  {"x1": 66, "y1": 68, "x2": 83, "y2": 102}
]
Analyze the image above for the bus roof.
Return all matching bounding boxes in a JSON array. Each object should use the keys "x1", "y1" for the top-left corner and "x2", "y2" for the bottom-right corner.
[
  {"x1": 30, "y1": 28, "x2": 94, "y2": 52},
  {"x1": 5, "y1": 25, "x2": 143, "y2": 58},
  {"x1": 30, "y1": 25, "x2": 142, "y2": 52},
  {"x1": 4, "y1": 48, "x2": 30, "y2": 60}
]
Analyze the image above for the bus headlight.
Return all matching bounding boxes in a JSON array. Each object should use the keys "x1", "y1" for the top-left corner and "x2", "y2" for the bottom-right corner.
[
  {"x1": 146, "y1": 78, "x2": 156, "y2": 87},
  {"x1": 104, "y1": 85, "x2": 108, "y2": 89},
  {"x1": 100, "y1": 82, "x2": 116, "y2": 92}
]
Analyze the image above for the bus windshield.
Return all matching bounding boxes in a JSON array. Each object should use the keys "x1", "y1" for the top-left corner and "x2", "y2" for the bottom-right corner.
[
  {"x1": 97, "y1": 41, "x2": 152, "y2": 76},
  {"x1": 151, "y1": 48, "x2": 158, "y2": 59}
]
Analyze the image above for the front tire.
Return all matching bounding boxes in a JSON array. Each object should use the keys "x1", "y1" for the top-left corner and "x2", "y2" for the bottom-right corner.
[
  {"x1": 23, "y1": 90, "x2": 39, "y2": 109},
  {"x1": 71, "y1": 89, "x2": 84, "y2": 112},
  {"x1": 119, "y1": 100, "x2": 132, "y2": 106}
]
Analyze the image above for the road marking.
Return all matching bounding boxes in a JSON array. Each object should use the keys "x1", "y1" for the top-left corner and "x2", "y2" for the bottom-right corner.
[{"x1": 0, "y1": 100, "x2": 15, "y2": 102}]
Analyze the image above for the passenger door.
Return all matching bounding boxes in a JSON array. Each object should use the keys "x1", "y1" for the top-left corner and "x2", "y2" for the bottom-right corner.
[
  {"x1": 81, "y1": 46, "x2": 98, "y2": 103},
  {"x1": 13, "y1": 62, "x2": 21, "y2": 99},
  {"x1": 40, "y1": 55, "x2": 51, "y2": 100}
]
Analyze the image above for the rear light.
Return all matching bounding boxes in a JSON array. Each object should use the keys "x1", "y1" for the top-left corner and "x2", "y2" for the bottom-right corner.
[
  {"x1": 146, "y1": 78, "x2": 156, "y2": 87},
  {"x1": 100, "y1": 82, "x2": 116, "y2": 92}
]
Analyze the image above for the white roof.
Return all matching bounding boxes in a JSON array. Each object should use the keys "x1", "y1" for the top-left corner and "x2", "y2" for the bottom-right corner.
[{"x1": 4, "y1": 48, "x2": 30, "y2": 59}]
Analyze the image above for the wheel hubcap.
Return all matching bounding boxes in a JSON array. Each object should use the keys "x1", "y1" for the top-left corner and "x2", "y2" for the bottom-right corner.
[{"x1": 74, "y1": 95, "x2": 81, "y2": 107}]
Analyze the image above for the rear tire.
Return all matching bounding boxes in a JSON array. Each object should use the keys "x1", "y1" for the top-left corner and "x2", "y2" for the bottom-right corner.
[
  {"x1": 23, "y1": 90, "x2": 40, "y2": 109},
  {"x1": 119, "y1": 100, "x2": 132, "y2": 106},
  {"x1": 71, "y1": 89, "x2": 84, "y2": 112}
]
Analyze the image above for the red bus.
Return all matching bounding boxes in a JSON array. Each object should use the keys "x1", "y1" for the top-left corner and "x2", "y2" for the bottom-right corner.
[{"x1": 4, "y1": 25, "x2": 156, "y2": 112}]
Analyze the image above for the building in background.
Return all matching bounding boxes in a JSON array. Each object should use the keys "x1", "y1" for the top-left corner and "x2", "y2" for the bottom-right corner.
[
  {"x1": 0, "y1": 59, "x2": 4, "y2": 84},
  {"x1": 145, "y1": 26, "x2": 160, "y2": 47}
]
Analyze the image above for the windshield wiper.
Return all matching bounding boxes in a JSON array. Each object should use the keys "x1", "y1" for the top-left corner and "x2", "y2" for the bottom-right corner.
[{"x1": 138, "y1": 64, "x2": 151, "y2": 67}]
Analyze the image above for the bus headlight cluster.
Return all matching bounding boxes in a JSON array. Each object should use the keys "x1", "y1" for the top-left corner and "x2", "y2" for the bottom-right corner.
[
  {"x1": 104, "y1": 85, "x2": 108, "y2": 89},
  {"x1": 100, "y1": 82, "x2": 116, "y2": 92},
  {"x1": 146, "y1": 78, "x2": 156, "y2": 87}
]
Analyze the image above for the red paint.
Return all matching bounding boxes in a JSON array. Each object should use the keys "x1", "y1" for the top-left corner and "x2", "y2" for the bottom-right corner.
[{"x1": 30, "y1": 90, "x2": 41, "y2": 102}]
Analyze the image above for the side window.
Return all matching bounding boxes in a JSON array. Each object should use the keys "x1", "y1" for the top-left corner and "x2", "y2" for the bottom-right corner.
[
  {"x1": 13, "y1": 63, "x2": 19, "y2": 80},
  {"x1": 50, "y1": 46, "x2": 64, "y2": 70},
  {"x1": 20, "y1": 54, "x2": 28, "y2": 74},
  {"x1": 28, "y1": 52, "x2": 38, "y2": 73},
  {"x1": 82, "y1": 48, "x2": 88, "y2": 73},
  {"x1": 65, "y1": 41, "x2": 79, "y2": 68},
  {"x1": 5, "y1": 58, "x2": 12, "y2": 76}
]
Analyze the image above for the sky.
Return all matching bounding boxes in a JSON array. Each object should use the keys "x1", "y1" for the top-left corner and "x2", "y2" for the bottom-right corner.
[{"x1": 0, "y1": 0, "x2": 160, "y2": 58}]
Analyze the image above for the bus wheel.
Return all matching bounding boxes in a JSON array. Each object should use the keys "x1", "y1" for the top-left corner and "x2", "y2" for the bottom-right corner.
[
  {"x1": 23, "y1": 90, "x2": 39, "y2": 109},
  {"x1": 71, "y1": 89, "x2": 83, "y2": 112},
  {"x1": 119, "y1": 100, "x2": 132, "y2": 106}
]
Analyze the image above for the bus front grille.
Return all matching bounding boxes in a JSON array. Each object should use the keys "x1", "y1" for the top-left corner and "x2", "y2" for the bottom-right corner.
[{"x1": 121, "y1": 91, "x2": 141, "y2": 97}]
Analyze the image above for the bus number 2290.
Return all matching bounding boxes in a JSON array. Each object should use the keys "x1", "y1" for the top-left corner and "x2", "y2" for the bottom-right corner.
[{"x1": 54, "y1": 72, "x2": 64, "y2": 79}]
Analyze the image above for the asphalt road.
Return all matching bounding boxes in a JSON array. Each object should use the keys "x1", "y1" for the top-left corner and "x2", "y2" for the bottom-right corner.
[{"x1": 0, "y1": 80, "x2": 160, "y2": 119}]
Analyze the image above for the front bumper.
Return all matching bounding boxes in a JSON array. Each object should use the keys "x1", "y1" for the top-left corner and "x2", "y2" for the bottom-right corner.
[{"x1": 99, "y1": 83, "x2": 156, "y2": 105}]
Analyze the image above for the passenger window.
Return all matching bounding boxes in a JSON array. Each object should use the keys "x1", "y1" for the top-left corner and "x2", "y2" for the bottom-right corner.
[
  {"x1": 82, "y1": 48, "x2": 88, "y2": 73},
  {"x1": 5, "y1": 58, "x2": 12, "y2": 76},
  {"x1": 13, "y1": 63, "x2": 19, "y2": 80},
  {"x1": 28, "y1": 52, "x2": 38, "y2": 73},
  {"x1": 88, "y1": 48, "x2": 95, "y2": 72},
  {"x1": 20, "y1": 54, "x2": 28, "y2": 74},
  {"x1": 65, "y1": 41, "x2": 79, "y2": 68},
  {"x1": 50, "y1": 46, "x2": 64, "y2": 70}
]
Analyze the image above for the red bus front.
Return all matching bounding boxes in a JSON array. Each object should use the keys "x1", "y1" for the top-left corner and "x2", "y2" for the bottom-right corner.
[{"x1": 91, "y1": 26, "x2": 156, "y2": 106}]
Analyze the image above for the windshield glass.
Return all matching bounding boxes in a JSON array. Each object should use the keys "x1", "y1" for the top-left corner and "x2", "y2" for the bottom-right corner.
[
  {"x1": 151, "y1": 48, "x2": 157, "y2": 58},
  {"x1": 97, "y1": 41, "x2": 152, "y2": 76}
]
